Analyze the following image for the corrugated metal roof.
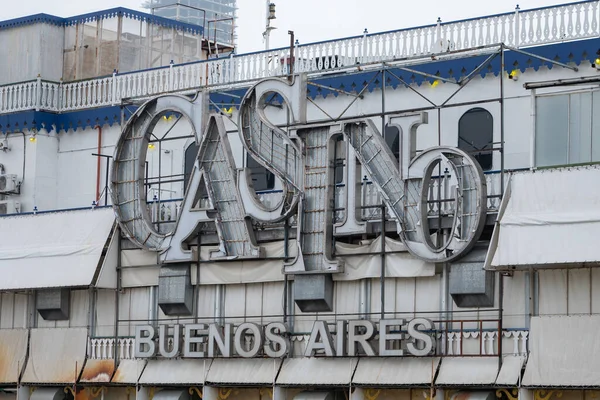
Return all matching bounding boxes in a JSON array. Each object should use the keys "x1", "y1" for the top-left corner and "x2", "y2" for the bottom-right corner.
[
  {"x1": 0, "y1": 329, "x2": 27, "y2": 384},
  {"x1": 353, "y1": 357, "x2": 440, "y2": 386},
  {"x1": 206, "y1": 359, "x2": 282, "y2": 385},
  {"x1": 435, "y1": 357, "x2": 499, "y2": 386},
  {"x1": 495, "y1": 356, "x2": 525, "y2": 386},
  {"x1": 80, "y1": 359, "x2": 115, "y2": 383},
  {"x1": 111, "y1": 359, "x2": 146, "y2": 385},
  {"x1": 139, "y1": 359, "x2": 211, "y2": 385},
  {"x1": 22, "y1": 328, "x2": 87, "y2": 384},
  {"x1": 276, "y1": 358, "x2": 358, "y2": 386}
]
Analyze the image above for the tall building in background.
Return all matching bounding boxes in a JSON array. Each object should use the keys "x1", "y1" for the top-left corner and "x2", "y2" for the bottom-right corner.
[{"x1": 145, "y1": 0, "x2": 237, "y2": 48}]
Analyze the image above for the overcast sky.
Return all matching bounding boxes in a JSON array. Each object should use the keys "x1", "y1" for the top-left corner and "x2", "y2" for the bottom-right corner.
[{"x1": 2, "y1": 0, "x2": 572, "y2": 53}]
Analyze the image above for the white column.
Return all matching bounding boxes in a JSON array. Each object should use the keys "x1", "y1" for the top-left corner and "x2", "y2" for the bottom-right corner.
[
  {"x1": 351, "y1": 388, "x2": 365, "y2": 400},
  {"x1": 16, "y1": 386, "x2": 30, "y2": 400},
  {"x1": 273, "y1": 387, "x2": 290, "y2": 400},
  {"x1": 137, "y1": 387, "x2": 150, "y2": 400}
]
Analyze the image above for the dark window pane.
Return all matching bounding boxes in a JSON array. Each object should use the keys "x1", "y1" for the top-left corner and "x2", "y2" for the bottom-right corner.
[
  {"x1": 247, "y1": 154, "x2": 275, "y2": 191},
  {"x1": 458, "y1": 108, "x2": 493, "y2": 171},
  {"x1": 384, "y1": 124, "x2": 400, "y2": 165},
  {"x1": 183, "y1": 142, "x2": 199, "y2": 194}
]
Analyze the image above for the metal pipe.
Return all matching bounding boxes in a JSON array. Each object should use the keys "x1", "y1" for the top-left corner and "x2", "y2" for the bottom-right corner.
[
  {"x1": 114, "y1": 227, "x2": 122, "y2": 365},
  {"x1": 95, "y1": 126, "x2": 102, "y2": 203},
  {"x1": 288, "y1": 31, "x2": 295, "y2": 80}
]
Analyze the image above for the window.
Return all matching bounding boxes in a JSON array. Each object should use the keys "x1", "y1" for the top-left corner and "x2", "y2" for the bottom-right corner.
[
  {"x1": 458, "y1": 108, "x2": 493, "y2": 171},
  {"x1": 246, "y1": 154, "x2": 275, "y2": 191},
  {"x1": 384, "y1": 124, "x2": 400, "y2": 165},
  {"x1": 535, "y1": 91, "x2": 600, "y2": 167},
  {"x1": 183, "y1": 142, "x2": 199, "y2": 194}
]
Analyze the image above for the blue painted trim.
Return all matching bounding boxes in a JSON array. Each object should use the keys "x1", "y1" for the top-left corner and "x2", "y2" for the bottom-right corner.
[
  {"x1": 0, "y1": 7, "x2": 203, "y2": 36},
  {"x1": 0, "y1": 106, "x2": 135, "y2": 133}
]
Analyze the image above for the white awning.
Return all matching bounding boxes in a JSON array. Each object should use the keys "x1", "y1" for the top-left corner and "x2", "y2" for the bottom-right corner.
[
  {"x1": 435, "y1": 357, "x2": 499, "y2": 386},
  {"x1": 206, "y1": 359, "x2": 282, "y2": 385},
  {"x1": 80, "y1": 359, "x2": 115, "y2": 383},
  {"x1": 111, "y1": 359, "x2": 147, "y2": 384},
  {"x1": 0, "y1": 208, "x2": 116, "y2": 290},
  {"x1": 276, "y1": 358, "x2": 358, "y2": 386},
  {"x1": 121, "y1": 250, "x2": 159, "y2": 288},
  {"x1": 29, "y1": 388, "x2": 63, "y2": 400},
  {"x1": 0, "y1": 329, "x2": 28, "y2": 384},
  {"x1": 495, "y1": 356, "x2": 525, "y2": 386},
  {"x1": 523, "y1": 316, "x2": 600, "y2": 387},
  {"x1": 22, "y1": 328, "x2": 88, "y2": 384},
  {"x1": 352, "y1": 357, "x2": 440, "y2": 386},
  {"x1": 139, "y1": 359, "x2": 211, "y2": 385},
  {"x1": 485, "y1": 168, "x2": 600, "y2": 270}
]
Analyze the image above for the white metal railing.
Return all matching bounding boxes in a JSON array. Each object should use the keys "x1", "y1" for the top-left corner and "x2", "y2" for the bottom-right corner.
[
  {"x1": 0, "y1": 1, "x2": 597, "y2": 115},
  {"x1": 89, "y1": 337, "x2": 136, "y2": 360}
]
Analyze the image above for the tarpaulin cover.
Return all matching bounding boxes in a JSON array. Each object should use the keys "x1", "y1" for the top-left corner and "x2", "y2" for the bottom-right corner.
[
  {"x1": 486, "y1": 167, "x2": 600, "y2": 269},
  {"x1": 523, "y1": 315, "x2": 600, "y2": 387},
  {"x1": 0, "y1": 208, "x2": 116, "y2": 289},
  {"x1": 334, "y1": 236, "x2": 435, "y2": 280},
  {"x1": 22, "y1": 328, "x2": 88, "y2": 384},
  {"x1": 276, "y1": 358, "x2": 358, "y2": 386},
  {"x1": 352, "y1": 357, "x2": 440, "y2": 386},
  {"x1": 0, "y1": 329, "x2": 28, "y2": 384}
]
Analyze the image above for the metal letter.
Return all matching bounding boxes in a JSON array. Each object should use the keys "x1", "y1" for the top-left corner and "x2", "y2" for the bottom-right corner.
[
  {"x1": 304, "y1": 321, "x2": 335, "y2": 357},
  {"x1": 347, "y1": 320, "x2": 376, "y2": 356},
  {"x1": 158, "y1": 324, "x2": 181, "y2": 358},
  {"x1": 406, "y1": 318, "x2": 435, "y2": 356},
  {"x1": 336, "y1": 320, "x2": 347, "y2": 357},
  {"x1": 378, "y1": 319, "x2": 405, "y2": 356},
  {"x1": 134, "y1": 325, "x2": 156, "y2": 358},
  {"x1": 183, "y1": 323, "x2": 207, "y2": 358},
  {"x1": 234, "y1": 322, "x2": 263, "y2": 358},
  {"x1": 208, "y1": 323, "x2": 232, "y2": 357},
  {"x1": 265, "y1": 322, "x2": 289, "y2": 358}
]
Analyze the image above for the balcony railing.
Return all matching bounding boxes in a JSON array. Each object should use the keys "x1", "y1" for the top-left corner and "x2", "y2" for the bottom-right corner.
[
  {"x1": 148, "y1": 170, "x2": 505, "y2": 227},
  {"x1": 0, "y1": 1, "x2": 597, "y2": 115}
]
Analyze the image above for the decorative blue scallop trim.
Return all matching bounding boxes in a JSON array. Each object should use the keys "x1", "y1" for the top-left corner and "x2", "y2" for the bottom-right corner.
[
  {"x1": 0, "y1": 7, "x2": 203, "y2": 35},
  {"x1": 0, "y1": 107, "x2": 135, "y2": 134}
]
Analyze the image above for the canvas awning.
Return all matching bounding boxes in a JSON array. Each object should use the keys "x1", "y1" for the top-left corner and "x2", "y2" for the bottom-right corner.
[
  {"x1": 0, "y1": 208, "x2": 117, "y2": 290},
  {"x1": 139, "y1": 359, "x2": 211, "y2": 385},
  {"x1": 523, "y1": 316, "x2": 600, "y2": 387},
  {"x1": 111, "y1": 359, "x2": 147, "y2": 384},
  {"x1": 79, "y1": 359, "x2": 115, "y2": 383},
  {"x1": 22, "y1": 328, "x2": 88, "y2": 384},
  {"x1": 0, "y1": 329, "x2": 28, "y2": 384},
  {"x1": 206, "y1": 359, "x2": 282, "y2": 385},
  {"x1": 352, "y1": 357, "x2": 440, "y2": 386},
  {"x1": 495, "y1": 355, "x2": 525, "y2": 386},
  {"x1": 485, "y1": 167, "x2": 600, "y2": 270},
  {"x1": 435, "y1": 357, "x2": 499, "y2": 386},
  {"x1": 276, "y1": 358, "x2": 358, "y2": 386}
]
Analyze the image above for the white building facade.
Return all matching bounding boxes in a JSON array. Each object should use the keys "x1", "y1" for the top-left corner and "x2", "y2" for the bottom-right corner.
[{"x1": 0, "y1": 3, "x2": 598, "y2": 400}]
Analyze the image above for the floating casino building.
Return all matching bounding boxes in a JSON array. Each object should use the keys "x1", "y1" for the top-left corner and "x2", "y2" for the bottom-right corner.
[{"x1": 0, "y1": 2, "x2": 599, "y2": 400}]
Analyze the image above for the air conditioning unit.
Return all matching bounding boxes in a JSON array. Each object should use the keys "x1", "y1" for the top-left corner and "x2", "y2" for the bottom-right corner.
[
  {"x1": 0, "y1": 199, "x2": 20, "y2": 215},
  {"x1": 0, "y1": 174, "x2": 19, "y2": 194}
]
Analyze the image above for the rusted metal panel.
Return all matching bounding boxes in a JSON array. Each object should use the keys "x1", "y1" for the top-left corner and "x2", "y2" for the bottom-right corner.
[
  {"x1": 79, "y1": 359, "x2": 115, "y2": 383},
  {"x1": 22, "y1": 328, "x2": 87, "y2": 384},
  {"x1": 111, "y1": 360, "x2": 146, "y2": 385},
  {"x1": 0, "y1": 329, "x2": 27, "y2": 383}
]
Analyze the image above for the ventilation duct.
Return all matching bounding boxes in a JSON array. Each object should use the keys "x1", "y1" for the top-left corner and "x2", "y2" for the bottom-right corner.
[
  {"x1": 158, "y1": 264, "x2": 193, "y2": 315},
  {"x1": 36, "y1": 289, "x2": 70, "y2": 320},
  {"x1": 294, "y1": 274, "x2": 333, "y2": 312},
  {"x1": 449, "y1": 247, "x2": 495, "y2": 308}
]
